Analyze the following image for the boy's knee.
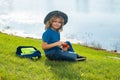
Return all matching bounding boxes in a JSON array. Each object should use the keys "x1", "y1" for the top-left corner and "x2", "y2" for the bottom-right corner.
[{"x1": 65, "y1": 41, "x2": 71, "y2": 45}]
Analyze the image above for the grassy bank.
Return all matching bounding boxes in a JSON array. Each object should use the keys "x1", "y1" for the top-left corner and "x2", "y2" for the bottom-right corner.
[{"x1": 0, "y1": 32, "x2": 120, "y2": 80}]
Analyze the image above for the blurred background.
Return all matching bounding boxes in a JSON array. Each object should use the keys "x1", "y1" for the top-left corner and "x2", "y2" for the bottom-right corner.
[{"x1": 0, "y1": 0, "x2": 120, "y2": 52}]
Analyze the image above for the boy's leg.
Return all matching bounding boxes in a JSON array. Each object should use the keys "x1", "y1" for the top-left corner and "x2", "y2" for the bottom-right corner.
[
  {"x1": 65, "y1": 41, "x2": 74, "y2": 52},
  {"x1": 58, "y1": 51, "x2": 77, "y2": 61},
  {"x1": 46, "y1": 50, "x2": 77, "y2": 61},
  {"x1": 65, "y1": 41, "x2": 86, "y2": 61},
  {"x1": 46, "y1": 50, "x2": 86, "y2": 61}
]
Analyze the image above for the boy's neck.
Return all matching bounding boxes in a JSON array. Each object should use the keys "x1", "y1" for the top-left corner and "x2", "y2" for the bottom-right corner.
[{"x1": 51, "y1": 27, "x2": 58, "y2": 32}]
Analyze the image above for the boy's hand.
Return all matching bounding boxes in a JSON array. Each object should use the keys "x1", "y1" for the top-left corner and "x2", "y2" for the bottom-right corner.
[
  {"x1": 56, "y1": 41, "x2": 63, "y2": 47},
  {"x1": 61, "y1": 43, "x2": 70, "y2": 51},
  {"x1": 62, "y1": 47, "x2": 68, "y2": 51}
]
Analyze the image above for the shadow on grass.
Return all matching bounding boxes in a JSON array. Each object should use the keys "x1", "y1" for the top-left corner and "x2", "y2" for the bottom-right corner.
[{"x1": 45, "y1": 59, "x2": 82, "y2": 80}]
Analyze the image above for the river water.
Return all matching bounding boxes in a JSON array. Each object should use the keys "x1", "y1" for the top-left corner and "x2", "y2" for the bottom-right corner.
[{"x1": 0, "y1": 0, "x2": 120, "y2": 52}]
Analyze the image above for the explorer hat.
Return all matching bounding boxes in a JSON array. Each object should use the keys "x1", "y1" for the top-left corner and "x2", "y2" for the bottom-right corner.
[{"x1": 44, "y1": 10, "x2": 68, "y2": 25}]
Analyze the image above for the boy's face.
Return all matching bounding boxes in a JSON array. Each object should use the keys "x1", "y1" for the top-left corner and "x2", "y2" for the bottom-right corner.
[{"x1": 51, "y1": 18, "x2": 62, "y2": 30}]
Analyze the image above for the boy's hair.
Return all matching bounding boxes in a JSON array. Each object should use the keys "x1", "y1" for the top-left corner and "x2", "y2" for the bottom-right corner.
[{"x1": 45, "y1": 15, "x2": 64, "y2": 32}]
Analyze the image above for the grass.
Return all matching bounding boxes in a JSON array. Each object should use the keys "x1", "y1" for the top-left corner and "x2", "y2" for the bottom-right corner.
[{"x1": 0, "y1": 32, "x2": 120, "y2": 80}]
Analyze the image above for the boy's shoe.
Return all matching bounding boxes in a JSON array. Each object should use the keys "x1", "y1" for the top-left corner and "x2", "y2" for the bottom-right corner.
[
  {"x1": 76, "y1": 55, "x2": 86, "y2": 61},
  {"x1": 76, "y1": 57, "x2": 86, "y2": 61}
]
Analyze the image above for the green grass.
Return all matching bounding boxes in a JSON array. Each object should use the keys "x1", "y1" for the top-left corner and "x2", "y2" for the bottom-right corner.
[{"x1": 0, "y1": 32, "x2": 120, "y2": 80}]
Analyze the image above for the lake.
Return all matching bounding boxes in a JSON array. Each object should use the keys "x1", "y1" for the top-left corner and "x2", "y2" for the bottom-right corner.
[{"x1": 0, "y1": 0, "x2": 120, "y2": 52}]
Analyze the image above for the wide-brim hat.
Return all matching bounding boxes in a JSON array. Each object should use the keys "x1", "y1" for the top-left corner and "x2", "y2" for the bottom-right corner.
[{"x1": 44, "y1": 10, "x2": 68, "y2": 25}]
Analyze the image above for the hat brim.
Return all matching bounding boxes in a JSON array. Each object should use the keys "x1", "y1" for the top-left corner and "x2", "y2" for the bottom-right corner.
[{"x1": 44, "y1": 10, "x2": 68, "y2": 25}]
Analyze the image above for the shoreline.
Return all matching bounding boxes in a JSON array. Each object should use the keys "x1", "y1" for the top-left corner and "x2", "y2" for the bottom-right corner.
[{"x1": 0, "y1": 30, "x2": 119, "y2": 54}]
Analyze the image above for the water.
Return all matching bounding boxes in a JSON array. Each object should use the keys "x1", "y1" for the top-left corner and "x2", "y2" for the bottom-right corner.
[{"x1": 0, "y1": 0, "x2": 120, "y2": 52}]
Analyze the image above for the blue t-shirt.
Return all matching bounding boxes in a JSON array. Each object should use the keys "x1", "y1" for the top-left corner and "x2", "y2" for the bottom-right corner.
[{"x1": 42, "y1": 28, "x2": 60, "y2": 54}]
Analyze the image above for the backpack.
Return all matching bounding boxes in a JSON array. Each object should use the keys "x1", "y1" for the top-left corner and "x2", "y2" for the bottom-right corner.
[{"x1": 16, "y1": 46, "x2": 41, "y2": 60}]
